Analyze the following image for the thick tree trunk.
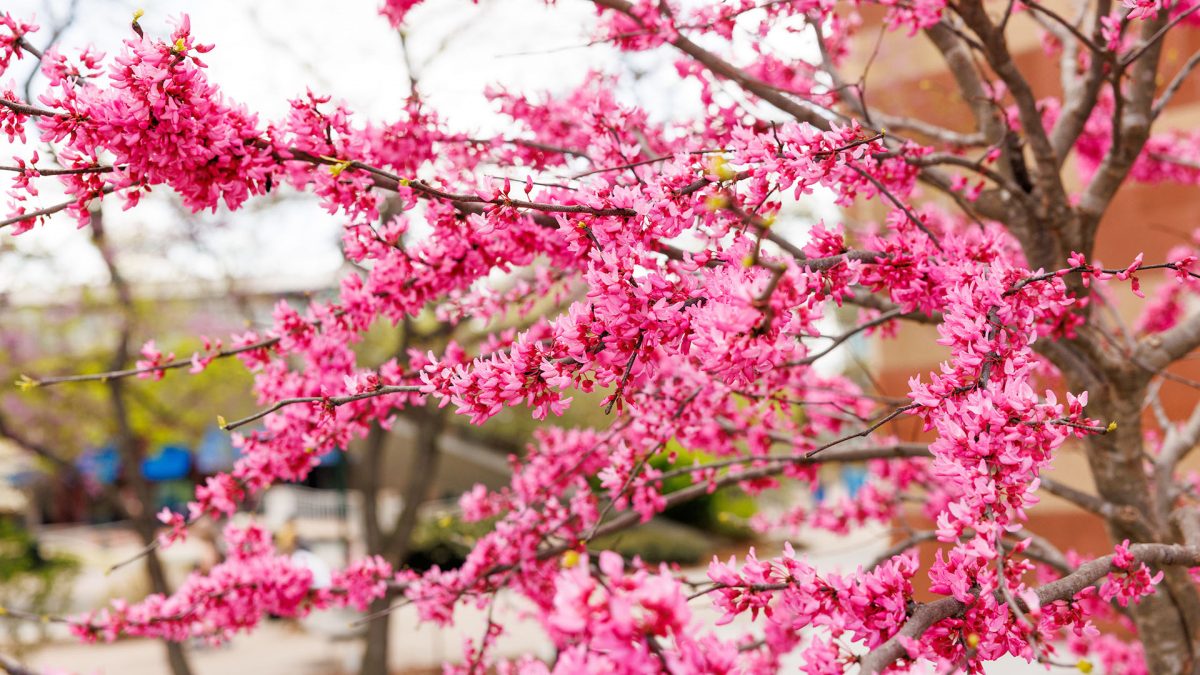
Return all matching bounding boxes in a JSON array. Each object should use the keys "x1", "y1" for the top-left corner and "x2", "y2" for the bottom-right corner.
[
  {"x1": 124, "y1": 427, "x2": 196, "y2": 675},
  {"x1": 386, "y1": 405, "x2": 446, "y2": 565},
  {"x1": 359, "y1": 421, "x2": 392, "y2": 675},
  {"x1": 358, "y1": 403, "x2": 446, "y2": 675},
  {"x1": 121, "y1": 445, "x2": 195, "y2": 675},
  {"x1": 1080, "y1": 378, "x2": 1200, "y2": 673},
  {"x1": 140, "y1": 531, "x2": 195, "y2": 675},
  {"x1": 359, "y1": 591, "x2": 395, "y2": 675},
  {"x1": 95, "y1": 205, "x2": 197, "y2": 675}
]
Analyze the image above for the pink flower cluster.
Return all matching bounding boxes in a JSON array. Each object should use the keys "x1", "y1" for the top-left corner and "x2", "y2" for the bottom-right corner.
[
  {"x1": 1124, "y1": 0, "x2": 1163, "y2": 20},
  {"x1": 707, "y1": 545, "x2": 918, "y2": 670},
  {"x1": 1100, "y1": 540, "x2": 1164, "y2": 607},
  {"x1": 136, "y1": 340, "x2": 176, "y2": 381},
  {"x1": 537, "y1": 552, "x2": 734, "y2": 672},
  {"x1": 0, "y1": 82, "x2": 28, "y2": 142},
  {"x1": 33, "y1": 16, "x2": 274, "y2": 222},
  {"x1": 70, "y1": 523, "x2": 392, "y2": 644},
  {"x1": 0, "y1": 12, "x2": 36, "y2": 75},
  {"x1": 379, "y1": 0, "x2": 426, "y2": 27}
]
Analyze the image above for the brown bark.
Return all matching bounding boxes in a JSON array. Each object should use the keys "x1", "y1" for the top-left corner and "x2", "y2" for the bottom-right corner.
[
  {"x1": 1079, "y1": 379, "x2": 1200, "y2": 673},
  {"x1": 358, "y1": 403, "x2": 447, "y2": 675},
  {"x1": 133, "y1": 515, "x2": 194, "y2": 675},
  {"x1": 861, "y1": 543, "x2": 1200, "y2": 673},
  {"x1": 93, "y1": 209, "x2": 196, "y2": 675}
]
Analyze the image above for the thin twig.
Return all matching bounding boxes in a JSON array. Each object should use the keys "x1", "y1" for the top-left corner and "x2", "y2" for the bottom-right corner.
[
  {"x1": 789, "y1": 309, "x2": 902, "y2": 366},
  {"x1": 0, "y1": 185, "x2": 118, "y2": 230},
  {"x1": 1121, "y1": 3, "x2": 1200, "y2": 67},
  {"x1": 847, "y1": 163, "x2": 943, "y2": 250},
  {"x1": 23, "y1": 336, "x2": 281, "y2": 387},
  {"x1": 221, "y1": 385, "x2": 424, "y2": 431}
]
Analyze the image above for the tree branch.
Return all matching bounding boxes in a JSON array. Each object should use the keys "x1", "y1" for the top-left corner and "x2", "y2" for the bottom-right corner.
[
  {"x1": 923, "y1": 21, "x2": 1005, "y2": 148},
  {"x1": 1048, "y1": 0, "x2": 1111, "y2": 163},
  {"x1": 1134, "y1": 310, "x2": 1200, "y2": 373},
  {"x1": 955, "y1": 0, "x2": 1068, "y2": 209},
  {"x1": 220, "y1": 385, "x2": 425, "y2": 431},
  {"x1": 0, "y1": 652, "x2": 41, "y2": 675},
  {"x1": 1154, "y1": 48, "x2": 1200, "y2": 118},
  {"x1": 788, "y1": 309, "x2": 903, "y2": 366},
  {"x1": 21, "y1": 335, "x2": 281, "y2": 387},
  {"x1": 860, "y1": 543, "x2": 1200, "y2": 673},
  {"x1": 655, "y1": 441, "x2": 930, "y2": 482},
  {"x1": 1077, "y1": 9, "x2": 1170, "y2": 243},
  {"x1": 0, "y1": 185, "x2": 118, "y2": 230},
  {"x1": 1041, "y1": 477, "x2": 1157, "y2": 540},
  {"x1": 590, "y1": 0, "x2": 830, "y2": 128}
]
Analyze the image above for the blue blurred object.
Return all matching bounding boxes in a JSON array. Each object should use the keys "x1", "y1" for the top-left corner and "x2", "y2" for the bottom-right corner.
[
  {"x1": 843, "y1": 465, "x2": 868, "y2": 499},
  {"x1": 5, "y1": 469, "x2": 41, "y2": 487},
  {"x1": 77, "y1": 446, "x2": 120, "y2": 484},
  {"x1": 317, "y1": 448, "x2": 342, "y2": 467},
  {"x1": 196, "y1": 427, "x2": 235, "y2": 474},
  {"x1": 141, "y1": 445, "x2": 192, "y2": 481}
]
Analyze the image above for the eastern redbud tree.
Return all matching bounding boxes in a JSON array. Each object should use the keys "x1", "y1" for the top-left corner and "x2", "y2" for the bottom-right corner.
[{"x1": 5, "y1": 0, "x2": 1200, "y2": 672}]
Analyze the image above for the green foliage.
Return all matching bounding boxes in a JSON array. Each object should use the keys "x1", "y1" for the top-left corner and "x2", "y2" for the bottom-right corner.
[
  {"x1": 404, "y1": 510, "x2": 719, "y2": 569},
  {"x1": 639, "y1": 441, "x2": 758, "y2": 540},
  {"x1": 0, "y1": 518, "x2": 76, "y2": 582},
  {"x1": 1, "y1": 298, "x2": 256, "y2": 469},
  {"x1": 405, "y1": 510, "x2": 494, "y2": 572},
  {"x1": 403, "y1": 441, "x2": 759, "y2": 572},
  {"x1": 590, "y1": 520, "x2": 713, "y2": 565},
  {"x1": 0, "y1": 518, "x2": 79, "y2": 653}
]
